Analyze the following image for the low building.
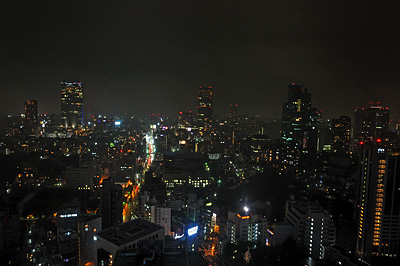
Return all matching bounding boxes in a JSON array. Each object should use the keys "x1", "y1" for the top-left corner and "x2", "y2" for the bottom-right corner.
[{"x1": 93, "y1": 219, "x2": 164, "y2": 265}]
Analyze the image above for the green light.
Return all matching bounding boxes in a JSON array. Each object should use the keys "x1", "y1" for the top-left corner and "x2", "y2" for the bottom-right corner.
[{"x1": 110, "y1": 143, "x2": 115, "y2": 148}]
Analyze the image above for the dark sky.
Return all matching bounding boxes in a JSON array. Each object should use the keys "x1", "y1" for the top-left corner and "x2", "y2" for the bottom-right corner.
[{"x1": 1, "y1": 0, "x2": 399, "y2": 118}]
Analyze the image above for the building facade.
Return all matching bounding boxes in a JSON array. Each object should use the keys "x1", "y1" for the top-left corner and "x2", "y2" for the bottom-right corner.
[
  {"x1": 61, "y1": 81, "x2": 83, "y2": 129},
  {"x1": 197, "y1": 86, "x2": 213, "y2": 133},
  {"x1": 356, "y1": 144, "x2": 400, "y2": 257}
]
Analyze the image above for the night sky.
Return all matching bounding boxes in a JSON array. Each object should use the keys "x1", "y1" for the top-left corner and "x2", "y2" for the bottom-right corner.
[{"x1": 1, "y1": 0, "x2": 399, "y2": 118}]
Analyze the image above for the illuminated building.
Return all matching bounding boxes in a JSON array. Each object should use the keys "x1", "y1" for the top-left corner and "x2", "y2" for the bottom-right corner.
[
  {"x1": 356, "y1": 144, "x2": 400, "y2": 256},
  {"x1": 78, "y1": 216, "x2": 101, "y2": 266},
  {"x1": 61, "y1": 81, "x2": 83, "y2": 129},
  {"x1": 197, "y1": 86, "x2": 213, "y2": 132},
  {"x1": 24, "y1": 100, "x2": 38, "y2": 135},
  {"x1": 285, "y1": 202, "x2": 336, "y2": 259},
  {"x1": 150, "y1": 205, "x2": 171, "y2": 236},
  {"x1": 331, "y1": 116, "x2": 351, "y2": 154},
  {"x1": 227, "y1": 209, "x2": 268, "y2": 245},
  {"x1": 354, "y1": 102, "x2": 389, "y2": 142},
  {"x1": 178, "y1": 110, "x2": 193, "y2": 130},
  {"x1": 281, "y1": 83, "x2": 319, "y2": 171}
]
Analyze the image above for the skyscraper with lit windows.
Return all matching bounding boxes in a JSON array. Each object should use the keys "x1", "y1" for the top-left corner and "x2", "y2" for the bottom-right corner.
[
  {"x1": 197, "y1": 86, "x2": 213, "y2": 132},
  {"x1": 61, "y1": 81, "x2": 83, "y2": 129},
  {"x1": 281, "y1": 83, "x2": 319, "y2": 171},
  {"x1": 24, "y1": 100, "x2": 38, "y2": 135},
  {"x1": 356, "y1": 143, "x2": 400, "y2": 256},
  {"x1": 331, "y1": 116, "x2": 351, "y2": 154},
  {"x1": 354, "y1": 102, "x2": 390, "y2": 141}
]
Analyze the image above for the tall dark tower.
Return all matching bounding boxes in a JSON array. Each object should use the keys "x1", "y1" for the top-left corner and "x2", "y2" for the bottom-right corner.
[
  {"x1": 61, "y1": 81, "x2": 83, "y2": 129},
  {"x1": 197, "y1": 86, "x2": 213, "y2": 132},
  {"x1": 356, "y1": 144, "x2": 400, "y2": 257},
  {"x1": 100, "y1": 178, "x2": 123, "y2": 229},
  {"x1": 24, "y1": 100, "x2": 38, "y2": 136},
  {"x1": 282, "y1": 83, "x2": 318, "y2": 171}
]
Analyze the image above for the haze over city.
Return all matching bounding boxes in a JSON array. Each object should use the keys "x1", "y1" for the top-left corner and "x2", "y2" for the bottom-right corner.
[
  {"x1": 1, "y1": 0, "x2": 400, "y2": 117},
  {"x1": 1, "y1": 1, "x2": 400, "y2": 266}
]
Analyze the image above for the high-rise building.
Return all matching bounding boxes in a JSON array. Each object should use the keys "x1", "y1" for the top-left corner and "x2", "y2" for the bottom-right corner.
[
  {"x1": 331, "y1": 116, "x2": 351, "y2": 154},
  {"x1": 354, "y1": 102, "x2": 390, "y2": 141},
  {"x1": 356, "y1": 144, "x2": 400, "y2": 256},
  {"x1": 229, "y1": 104, "x2": 238, "y2": 124},
  {"x1": 24, "y1": 100, "x2": 38, "y2": 135},
  {"x1": 281, "y1": 83, "x2": 319, "y2": 171},
  {"x1": 197, "y1": 86, "x2": 213, "y2": 132},
  {"x1": 100, "y1": 178, "x2": 123, "y2": 229},
  {"x1": 61, "y1": 81, "x2": 83, "y2": 129},
  {"x1": 177, "y1": 110, "x2": 193, "y2": 130}
]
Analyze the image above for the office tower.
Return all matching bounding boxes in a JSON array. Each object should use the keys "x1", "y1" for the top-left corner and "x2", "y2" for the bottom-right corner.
[
  {"x1": 177, "y1": 110, "x2": 193, "y2": 130},
  {"x1": 356, "y1": 144, "x2": 400, "y2": 256},
  {"x1": 285, "y1": 202, "x2": 336, "y2": 259},
  {"x1": 354, "y1": 102, "x2": 390, "y2": 141},
  {"x1": 61, "y1": 81, "x2": 83, "y2": 129},
  {"x1": 24, "y1": 100, "x2": 38, "y2": 135},
  {"x1": 331, "y1": 116, "x2": 351, "y2": 154},
  {"x1": 197, "y1": 86, "x2": 213, "y2": 132},
  {"x1": 229, "y1": 104, "x2": 238, "y2": 124},
  {"x1": 100, "y1": 178, "x2": 123, "y2": 229},
  {"x1": 281, "y1": 83, "x2": 319, "y2": 171},
  {"x1": 78, "y1": 216, "x2": 101, "y2": 266}
]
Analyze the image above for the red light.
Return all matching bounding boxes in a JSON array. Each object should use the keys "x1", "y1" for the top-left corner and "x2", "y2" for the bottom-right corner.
[
  {"x1": 360, "y1": 141, "x2": 364, "y2": 145},
  {"x1": 377, "y1": 139, "x2": 382, "y2": 143}
]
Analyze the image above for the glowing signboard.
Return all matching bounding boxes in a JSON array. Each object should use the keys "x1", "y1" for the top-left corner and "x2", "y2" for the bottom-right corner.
[{"x1": 187, "y1": 226, "x2": 198, "y2": 236}]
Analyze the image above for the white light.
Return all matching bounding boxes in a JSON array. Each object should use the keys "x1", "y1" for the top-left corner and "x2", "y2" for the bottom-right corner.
[
  {"x1": 244, "y1": 206, "x2": 249, "y2": 212},
  {"x1": 188, "y1": 226, "x2": 198, "y2": 236}
]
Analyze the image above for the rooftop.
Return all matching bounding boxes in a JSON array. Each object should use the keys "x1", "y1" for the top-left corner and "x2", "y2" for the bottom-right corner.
[{"x1": 96, "y1": 219, "x2": 164, "y2": 247}]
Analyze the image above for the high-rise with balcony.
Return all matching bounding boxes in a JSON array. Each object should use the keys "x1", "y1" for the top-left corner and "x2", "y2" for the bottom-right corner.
[{"x1": 61, "y1": 81, "x2": 83, "y2": 129}]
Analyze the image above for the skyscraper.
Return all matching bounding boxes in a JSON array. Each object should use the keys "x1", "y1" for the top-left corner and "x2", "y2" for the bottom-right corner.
[
  {"x1": 24, "y1": 100, "x2": 38, "y2": 136},
  {"x1": 356, "y1": 144, "x2": 400, "y2": 256},
  {"x1": 354, "y1": 102, "x2": 390, "y2": 141},
  {"x1": 197, "y1": 86, "x2": 213, "y2": 133},
  {"x1": 331, "y1": 116, "x2": 351, "y2": 154},
  {"x1": 281, "y1": 83, "x2": 319, "y2": 171},
  {"x1": 61, "y1": 81, "x2": 83, "y2": 129},
  {"x1": 100, "y1": 177, "x2": 123, "y2": 229}
]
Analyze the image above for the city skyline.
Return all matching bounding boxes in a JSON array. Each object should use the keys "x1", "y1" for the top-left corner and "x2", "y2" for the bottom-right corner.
[{"x1": 1, "y1": 1, "x2": 399, "y2": 117}]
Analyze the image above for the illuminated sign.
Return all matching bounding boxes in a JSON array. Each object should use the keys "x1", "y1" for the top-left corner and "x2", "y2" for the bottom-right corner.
[
  {"x1": 60, "y1": 214, "x2": 78, "y2": 218},
  {"x1": 187, "y1": 226, "x2": 198, "y2": 236},
  {"x1": 115, "y1": 121, "x2": 121, "y2": 126}
]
